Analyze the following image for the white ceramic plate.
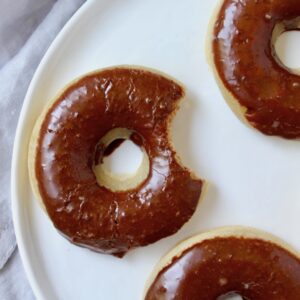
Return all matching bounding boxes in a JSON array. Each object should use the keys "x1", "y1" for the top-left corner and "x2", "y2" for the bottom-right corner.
[{"x1": 11, "y1": 0, "x2": 300, "y2": 299}]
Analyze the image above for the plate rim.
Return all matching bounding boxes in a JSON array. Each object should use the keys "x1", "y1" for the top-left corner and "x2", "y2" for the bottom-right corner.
[{"x1": 11, "y1": 1, "x2": 94, "y2": 299}]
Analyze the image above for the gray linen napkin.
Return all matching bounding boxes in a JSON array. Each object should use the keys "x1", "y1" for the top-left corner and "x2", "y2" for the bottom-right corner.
[{"x1": 0, "y1": 0, "x2": 85, "y2": 298}]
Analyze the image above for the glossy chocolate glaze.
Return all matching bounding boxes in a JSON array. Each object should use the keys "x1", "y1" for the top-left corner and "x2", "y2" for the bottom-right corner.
[
  {"x1": 145, "y1": 237, "x2": 300, "y2": 300},
  {"x1": 213, "y1": 0, "x2": 300, "y2": 138},
  {"x1": 35, "y1": 67, "x2": 203, "y2": 256}
]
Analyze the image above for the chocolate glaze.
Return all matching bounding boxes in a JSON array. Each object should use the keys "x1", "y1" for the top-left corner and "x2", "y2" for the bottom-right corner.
[
  {"x1": 35, "y1": 67, "x2": 203, "y2": 256},
  {"x1": 213, "y1": 0, "x2": 300, "y2": 138},
  {"x1": 145, "y1": 237, "x2": 300, "y2": 300}
]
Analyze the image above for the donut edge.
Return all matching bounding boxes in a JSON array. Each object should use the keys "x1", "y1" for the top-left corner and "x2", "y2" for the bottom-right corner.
[
  {"x1": 28, "y1": 68, "x2": 98, "y2": 213},
  {"x1": 28, "y1": 65, "x2": 205, "y2": 216},
  {"x1": 205, "y1": 0, "x2": 252, "y2": 130},
  {"x1": 143, "y1": 225, "x2": 300, "y2": 298}
]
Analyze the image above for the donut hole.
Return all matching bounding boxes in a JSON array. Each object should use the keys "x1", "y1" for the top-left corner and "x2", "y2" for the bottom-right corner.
[
  {"x1": 217, "y1": 292, "x2": 244, "y2": 300},
  {"x1": 273, "y1": 20, "x2": 300, "y2": 74},
  {"x1": 93, "y1": 128, "x2": 150, "y2": 192},
  {"x1": 102, "y1": 140, "x2": 142, "y2": 175}
]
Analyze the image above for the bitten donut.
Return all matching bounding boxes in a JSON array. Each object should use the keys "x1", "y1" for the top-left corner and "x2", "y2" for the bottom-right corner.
[
  {"x1": 208, "y1": 0, "x2": 300, "y2": 139},
  {"x1": 28, "y1": 66, "x2": 203, "y2": 257},
  {"x1": 145, "y1": 226, "x2": 300, "y2": 299}
]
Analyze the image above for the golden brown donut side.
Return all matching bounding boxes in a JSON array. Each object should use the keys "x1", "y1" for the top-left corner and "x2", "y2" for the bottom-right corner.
[
  {"x1": 210, "y1": 0, "x2": 300, "y2": 138},
  {"x1": 145, "y1": 227, "x2": 300, "y2": 300},
  {"x1": 30, "y1": 66, "x2": 203, "y2": 256}
]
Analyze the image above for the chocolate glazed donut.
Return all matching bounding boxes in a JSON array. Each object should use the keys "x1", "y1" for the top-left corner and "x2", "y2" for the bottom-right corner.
[
  {"x1": 209, "y1": 0, "x2": 300, "y2": 138},
  {"x1": 29, "y1": 67, "x2": 203, "y2": 257},
  {"x1": 145, "y1": 227, "x2": 300, "y2": 300}
]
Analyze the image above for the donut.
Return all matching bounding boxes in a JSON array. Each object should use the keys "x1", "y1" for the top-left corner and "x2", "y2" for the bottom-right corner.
[
  {"x1": 208, "y1": 0, "x2": 300, "y2": 139},
  {"x1": 145, "y1": 226, "x2": 300, "y2": 299},
  {"x1": 28, "y1": 66, "x2": 204, "y2": 257}
]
